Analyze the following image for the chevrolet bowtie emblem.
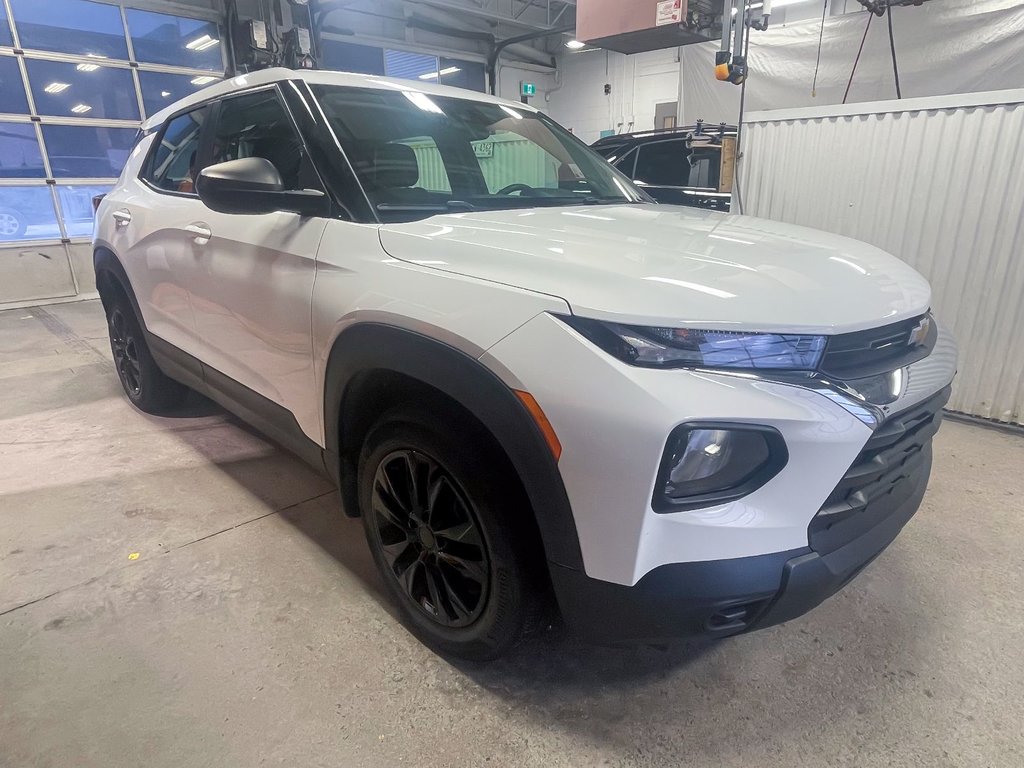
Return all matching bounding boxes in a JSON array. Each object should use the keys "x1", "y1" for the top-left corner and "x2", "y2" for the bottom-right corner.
[{"x1": 908, "y1": 315, "x2": 932, "y2": 347}]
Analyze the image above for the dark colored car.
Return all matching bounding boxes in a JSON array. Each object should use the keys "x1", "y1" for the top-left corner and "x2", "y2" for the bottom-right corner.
[{"x1": 591, "y1": 122, "x2": 737, "y2": 211}]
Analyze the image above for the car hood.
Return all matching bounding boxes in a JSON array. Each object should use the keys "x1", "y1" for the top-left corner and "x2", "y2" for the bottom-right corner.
[{"x1": 378, "y1": 204, "x2": 931, "y2": 334}]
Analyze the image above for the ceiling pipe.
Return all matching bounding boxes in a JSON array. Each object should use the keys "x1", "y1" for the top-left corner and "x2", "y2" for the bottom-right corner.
[{"x1": 487, "y1": 25, "x2": 573, "y2": 95}]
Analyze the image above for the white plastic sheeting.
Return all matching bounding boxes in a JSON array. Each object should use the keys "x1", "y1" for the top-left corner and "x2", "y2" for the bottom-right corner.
[
  {"x1": 740, "y1": 89, "x2": 1024, "y2": 425},
  {"x1": 678, "y1": 0, "x2": 1024, "y2": 126}
]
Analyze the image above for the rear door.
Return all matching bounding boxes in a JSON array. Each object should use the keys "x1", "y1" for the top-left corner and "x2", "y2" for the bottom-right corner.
[{"x1": 187, "y1": 85, "x2": 328, "y2": 442}]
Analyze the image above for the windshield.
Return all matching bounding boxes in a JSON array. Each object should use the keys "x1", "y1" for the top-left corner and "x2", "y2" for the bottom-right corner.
[{"x1": 309, "y1": 84, "x2": 649, "y2": 222}]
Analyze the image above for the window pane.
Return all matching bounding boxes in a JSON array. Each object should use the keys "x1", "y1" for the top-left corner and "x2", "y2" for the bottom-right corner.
[
  {"x1": 212, "y1": 91, "x2": 309, "y2": 191},
  {"x1": 686, "y1": 148, "x2": 721, "y2": 188},
  {"x1": 1, "y1": 56, "x2": 29, "y2": 115},
  {"x1": 633, "y1": 140, "x2": 689, "y2": 186},
  {"x1": 41, "y1": 125, "x2": 136, "y2": 178},
  {"x1": 126, "y1": 10, "x2": 223, "y2": 71},
  {"x1": 26, "y1": 59, "x2": 139, "y2": 120},
  {"x1": 0, "y1": 122, "x2": 44, "y2": 178},
  {"x1": 0, "y1": 184, "x2": 59, "y2": 241},
  {"x1": 1, "y1": 6, "x2": 13, "y2": 47},
  {"x1": 138, "y1": 71, "x2": 218, "y2": 118},
  {"x1": 10, "y1": 0, "x2": 128, "y2": 59},
  {"x1": 146, "y1": 109, "x2": 204, "y2": 192},
  {"x1": 385, "y1": 50, "x2": 438, "y2": 82},
  {"x1": 322, "y1": 40, "x2": 384, "y2": 75},
  {"x1": 57, "y1": 183, "x2": 109, "y2": 238},
  {"x1": 439, "y1": 58, "x2": 485, "y2": 93}
]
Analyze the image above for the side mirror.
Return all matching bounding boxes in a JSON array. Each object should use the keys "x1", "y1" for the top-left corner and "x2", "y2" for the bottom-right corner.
[{"x1": 196, "y1": 157, "x2": 328, "y2": 217}]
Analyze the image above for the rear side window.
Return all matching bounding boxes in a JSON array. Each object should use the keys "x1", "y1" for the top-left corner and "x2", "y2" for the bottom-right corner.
[
  {"x1": 633, "y1": 140, "x2": 689, "y2": 187},
  {"x1": 144, "y1": 108, "x2": 206, "y2": 194},
  {"x1": 208, "y1": 88, "x2": 315, "y2": 192}
]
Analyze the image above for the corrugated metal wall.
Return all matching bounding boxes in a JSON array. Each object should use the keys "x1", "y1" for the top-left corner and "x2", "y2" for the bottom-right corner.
[
  {"x1": 407, "y1": 135, "x2": 556, "y2": 192},
  {"x1": 741, "y1": 90, "x2": 1024, "y2": 425}
]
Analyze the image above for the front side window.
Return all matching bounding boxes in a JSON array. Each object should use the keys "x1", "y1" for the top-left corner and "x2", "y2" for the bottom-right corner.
[
  {"x1": 144, "y1": 108, "x2": 205, "y2": 193},
  {"x1": 209, "y1": 89, "x2": 313, "y2": 192},
  {"x1": 310, "y1": 84, "x2": 647, "y2": 222}
]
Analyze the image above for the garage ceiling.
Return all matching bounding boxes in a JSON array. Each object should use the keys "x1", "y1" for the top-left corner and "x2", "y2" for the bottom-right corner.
[{"x1": 315, "y1": 0, "x2": 578, "y2": 65}]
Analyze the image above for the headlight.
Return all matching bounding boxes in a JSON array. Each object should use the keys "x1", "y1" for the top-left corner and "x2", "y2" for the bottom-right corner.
[
  {"x1": 561, "y1": 316, "x2": 826, "y2": 371},
  {"x1": 654, "y1": 424, "x2": 788, "y2": 512}
]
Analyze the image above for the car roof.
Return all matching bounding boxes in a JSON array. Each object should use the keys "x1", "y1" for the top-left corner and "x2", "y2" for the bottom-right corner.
[{"x1": 141, "y1": 67, "x2": 539, "y2": 130}]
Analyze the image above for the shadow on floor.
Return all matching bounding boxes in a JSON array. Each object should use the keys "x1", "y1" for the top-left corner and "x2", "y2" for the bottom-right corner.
[{"x1": 151, "y1": 394, "x2": 716, "y2": 691}]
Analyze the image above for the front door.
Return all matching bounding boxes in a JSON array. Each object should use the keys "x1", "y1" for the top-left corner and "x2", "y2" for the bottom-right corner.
[
  {"x1": 108, "y1": 105, "x2": 208, "y2": 358},
  {"x1": 188, "y1": 86, "x2": 328, "y2": 443}
]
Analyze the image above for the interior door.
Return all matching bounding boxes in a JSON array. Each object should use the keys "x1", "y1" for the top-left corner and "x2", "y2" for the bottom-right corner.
[
  {"x1": 111, "y1": 106, "x2": 208, "y2": 358},
  {"x1": 188, "y1": 86, "x2": 328, "y2": 442}
]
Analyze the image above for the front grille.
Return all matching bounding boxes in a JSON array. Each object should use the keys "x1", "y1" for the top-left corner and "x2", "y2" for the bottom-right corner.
[
  {"x1": 809, "y1": 385, "x2": 950, "y2": 556},
  {"x1": 820, "y1": 313, "x2": 936, "y2": 379}
]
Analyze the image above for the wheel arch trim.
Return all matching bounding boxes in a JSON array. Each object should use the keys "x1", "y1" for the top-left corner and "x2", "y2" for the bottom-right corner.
[{"x1": 323, "y1": 322, "x2": 584, "y2": 571}]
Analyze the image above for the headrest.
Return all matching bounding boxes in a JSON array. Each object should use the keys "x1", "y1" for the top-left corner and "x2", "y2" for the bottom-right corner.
[{"x1": 373, "y1": 143, "x2": 419, "y2": 189}]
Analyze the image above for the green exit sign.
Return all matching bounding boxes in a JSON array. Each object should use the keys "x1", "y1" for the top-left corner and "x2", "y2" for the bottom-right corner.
[{"x1": 521, "y1": 81, "x2": 536, "y2": 97}]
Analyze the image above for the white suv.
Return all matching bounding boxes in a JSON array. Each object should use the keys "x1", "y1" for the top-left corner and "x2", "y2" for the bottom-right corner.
[{"x1": 94, "y1": 68, "x2": 956, "y2": 660}]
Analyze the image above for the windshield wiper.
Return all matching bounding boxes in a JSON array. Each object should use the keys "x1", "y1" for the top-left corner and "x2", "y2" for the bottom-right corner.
[{"x1": 376, "y1": 200, "x2": 477, "y2": 213}]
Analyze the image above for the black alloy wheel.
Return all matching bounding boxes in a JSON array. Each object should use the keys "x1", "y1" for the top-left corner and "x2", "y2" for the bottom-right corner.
[
  {"x1": 369, "y1": 449, "x2": 490, "y2": 628},
  {"x1": 109, "y1": 307, "x2": 142, "y2": 398}
]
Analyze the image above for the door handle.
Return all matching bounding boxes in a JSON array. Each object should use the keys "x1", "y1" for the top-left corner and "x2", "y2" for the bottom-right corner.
[
  {"x1": 112, "y1": 209, "x2": 131, "y2": 228},
  {"x1": 185, "y1": 222, "x2": 212, "y2": 245}
]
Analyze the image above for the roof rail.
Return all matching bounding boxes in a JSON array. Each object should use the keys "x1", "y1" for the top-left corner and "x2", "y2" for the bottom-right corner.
[{"x1": 593, "y1": 121, "x2": 739, "y2": 144}]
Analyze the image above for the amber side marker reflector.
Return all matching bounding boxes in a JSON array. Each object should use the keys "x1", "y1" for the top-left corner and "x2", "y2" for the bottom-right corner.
[{"x1": 514, "y1": 390, "x2": 561, "y2": 461}]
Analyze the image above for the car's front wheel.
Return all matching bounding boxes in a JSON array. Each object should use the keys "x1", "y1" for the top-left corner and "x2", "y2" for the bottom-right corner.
[
  {"x1": 105, "y1": 294, "x2": 187, "y2": 413},
  {"x1": 358, "y1": 405, "x2": 544, "y2": 660}
]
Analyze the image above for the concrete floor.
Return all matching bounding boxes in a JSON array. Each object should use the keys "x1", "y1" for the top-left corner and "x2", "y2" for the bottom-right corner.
[{"x1": 1, "y1": 299, "x2": 1022, "y2": 768}]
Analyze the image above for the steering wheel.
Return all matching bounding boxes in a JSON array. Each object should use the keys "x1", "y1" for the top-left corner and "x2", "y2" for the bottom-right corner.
[{"x1": 495, "y1": 183, "x2": 535, "y2": 196}]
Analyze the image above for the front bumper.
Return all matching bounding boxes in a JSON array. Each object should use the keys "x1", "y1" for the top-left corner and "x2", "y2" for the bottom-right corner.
[{"x1": 549, "y1": 386, "x2": 948, "y2": 643}]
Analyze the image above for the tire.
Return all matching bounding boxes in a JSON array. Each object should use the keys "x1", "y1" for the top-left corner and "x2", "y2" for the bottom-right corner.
[
  {"x1": 0, "y1": 208, "x2": 26, "y2": 240},
  {"x1": 358, "y1": 405, "x2": 544, "y2": 661},
  {"x1": 105, "y1": 292, "x2": 187, "y2": 413}
]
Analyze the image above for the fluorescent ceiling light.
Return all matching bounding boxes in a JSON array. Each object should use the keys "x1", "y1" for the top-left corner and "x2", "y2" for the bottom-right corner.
[
  {"x1": 44, "y1": 82, "x2": 70, "y2": 94},
  {"x1": 85, "y1": 53, "x2": 108, "y2": 59},
  {"x1": 772, "y1": 0, "x2": 814, "y2": 6},
  {"x1": 70, "y1": 103, "x2": 92, "y2": 114},
  {"x1": 565, "y1": 39, "x2": 586, "y2": 49},
  {"x1": 76, "y1": 63, "x2": 99, "y2": 72},
  {"x1": 185, "y1": 34, "x2": 218, "y2": 51},
  {"x1": 160, "y1": 90, "x2": 171, "y2": 97},
  {"x1": 500, "y1": 105, "x2": 524, "y2": 120},
  {"x1": 418, "y1": 66, "x2": 460, "y2": 80},
  {"x1": 190, "y1": 75, "x2": 217, "y2": 85}
]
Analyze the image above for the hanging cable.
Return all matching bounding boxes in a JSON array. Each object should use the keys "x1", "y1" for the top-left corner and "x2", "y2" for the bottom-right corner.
[
  {"x1": 843, "y1": 10, "x2": 873, "y2": 104},
  {"x1": 811, "y1": 0, "x2": 827, "y2": 97},
  {"x1": 886, "y1": 1, "x2": 902, "y2": 98},
  {"x1": 733, "y1": 9, "x2": 751, "y2": 215}
]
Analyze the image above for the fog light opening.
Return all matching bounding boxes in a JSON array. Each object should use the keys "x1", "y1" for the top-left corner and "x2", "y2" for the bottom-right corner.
[{"x1": 653, "y1": 424, "x2": 788, "y2": 513}]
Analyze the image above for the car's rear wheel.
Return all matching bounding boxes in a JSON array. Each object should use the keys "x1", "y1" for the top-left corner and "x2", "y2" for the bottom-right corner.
[
  {"x1": 106, "y1": 294, "x2": 187, "y2": 413},
  {"x1": 358, "y1": 405, "x2": 544, "y2": 660}
]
